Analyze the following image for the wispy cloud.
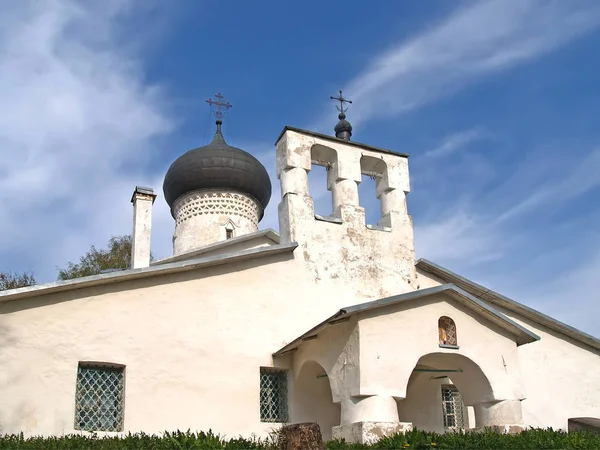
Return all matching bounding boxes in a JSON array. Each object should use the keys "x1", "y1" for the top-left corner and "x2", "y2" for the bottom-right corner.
[
  {"x1": 495, "y1": 147, "x2": 600, "y2": 224},
  {"x1": 421, "y1": 127, "x2": 489, "y2": 160},
  {"x1": 0, "y1": 0, "x2": 173, "y2": 281},
  {"x1": 414, "y1": 209, "x2": 504, "y2": 264},
  {"x1": 527, "y1": 245, "x2": 600, "y2": 335},
  {"x1": 317, "y1": 0, "x2": 600, "y2": 131},
  {"x1": 412, "y1": 139, "x2": 600, "y2": 336},
  {"x1": 310, "y1": 0, "x2": 600, "y2": 335}
]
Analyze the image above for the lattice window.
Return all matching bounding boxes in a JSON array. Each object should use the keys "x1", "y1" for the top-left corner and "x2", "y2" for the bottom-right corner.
[
  {"x1": 438, "y1": 316, "x2": 458, "y2": 346},
  {"x1": 441, "y1": 384, "x2": 465, "y2": 430},
  {"x1": 74, "y1": 364, "x2": 125, "y2": 432},
  {"x1": 260, "y1": 367, "x2": 288, "y2": 423}
]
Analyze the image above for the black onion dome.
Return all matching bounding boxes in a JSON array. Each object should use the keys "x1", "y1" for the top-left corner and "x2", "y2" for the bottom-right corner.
[{"x1": 163, "y1": 121, "x2": 272, "y2": 218}]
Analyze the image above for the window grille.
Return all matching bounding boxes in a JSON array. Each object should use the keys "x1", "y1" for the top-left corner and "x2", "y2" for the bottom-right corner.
[
  {"x1": 260, "y1": 367, "x2": 288, "y2": 423},
  {"x1": 75, "y1": 364, "x2": 125, "y2": 432},
  {"x1": 438, "y1": 316, "x2": 458, "y2": 346},
  {"x1": 441, "y1": 384, "x2": 465, "y2": 430}
]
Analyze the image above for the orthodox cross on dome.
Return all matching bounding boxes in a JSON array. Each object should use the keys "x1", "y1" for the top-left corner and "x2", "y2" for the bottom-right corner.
[
  {"x1": 206, "y1": 92, "x2": 232, "y2": 121},
  {"x1": 330, "y1": 90, "x2": 352, "y2": 115}
]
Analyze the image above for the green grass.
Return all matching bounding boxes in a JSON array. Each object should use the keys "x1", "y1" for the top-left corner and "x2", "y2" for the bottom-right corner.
[{"x1": 0, "y1": 428, "x2": 599, "y2": 449}]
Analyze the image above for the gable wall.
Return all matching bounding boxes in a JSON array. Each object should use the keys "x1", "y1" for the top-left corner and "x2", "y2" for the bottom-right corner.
[
  {"x1": 415, "y1": 269, "x2": 600, "y2": 430},
  {"x1": 357, "y1": 294, "x2": 522, "y2": 401}
]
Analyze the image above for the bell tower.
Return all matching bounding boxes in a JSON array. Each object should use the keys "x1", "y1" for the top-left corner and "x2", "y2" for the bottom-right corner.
[{"x1": 276, "y1": 91, "x2": 416, "y2": 298}]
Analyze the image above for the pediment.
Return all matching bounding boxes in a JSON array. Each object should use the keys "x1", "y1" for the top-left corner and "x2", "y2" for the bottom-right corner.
[{"x1": 275, "y1": 284, "x2": 540, "y2": 356}]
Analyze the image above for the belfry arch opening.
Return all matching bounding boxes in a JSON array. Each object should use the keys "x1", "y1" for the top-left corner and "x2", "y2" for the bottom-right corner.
[
  {"x1": 308, "y1": 144, "x2": 337, "y2": 218},
  {"x1": 398, "y1": 352, "x2": 495, "y2": 433},
  {"x1": 289, "y1": 360, "x2": 340, "y2": 441},
  {"x1": 359, "y1": 155, "x2": 387, "y2": 227}
]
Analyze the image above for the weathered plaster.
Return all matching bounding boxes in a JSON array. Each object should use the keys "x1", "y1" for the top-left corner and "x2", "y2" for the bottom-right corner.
[
  {"x1": 332, "y1": 421, "x2": 413, "y2": 445},
  {"x1": 276, "y1": 128, "x2": 416, "y2": 299}
]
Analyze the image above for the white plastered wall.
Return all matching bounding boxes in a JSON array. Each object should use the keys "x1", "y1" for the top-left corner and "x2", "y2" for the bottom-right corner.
[
  {"x1": 357, "y1": 294, "x2": 524, "y2": 402},
  {"x1": 0, "y1": 252, "x2": 359, "y2": 438},
  {"x1": 285, "y1": 292, "x2": 526, "y2": 438},
  {"x1": 416, "y1": 270, "x2": 600, "y2": 430}
]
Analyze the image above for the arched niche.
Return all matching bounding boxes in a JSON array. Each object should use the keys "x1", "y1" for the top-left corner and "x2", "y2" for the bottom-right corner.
[{"x1": 438, "y1": 316, "x2": 458, "y2": 346}]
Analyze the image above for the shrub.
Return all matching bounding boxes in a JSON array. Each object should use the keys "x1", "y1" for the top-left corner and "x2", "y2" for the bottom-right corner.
[{"x1": 1, "y1": 428, "x2": 599, "y2": 449}]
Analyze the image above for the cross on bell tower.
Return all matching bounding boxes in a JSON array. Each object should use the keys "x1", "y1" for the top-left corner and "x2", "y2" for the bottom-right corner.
[
  {"x1": 330, "y1": 90, "x2": 353, "y2": 141},
  {"x1": 330, "y1": 90, "x2": 352, "y2": 114}
]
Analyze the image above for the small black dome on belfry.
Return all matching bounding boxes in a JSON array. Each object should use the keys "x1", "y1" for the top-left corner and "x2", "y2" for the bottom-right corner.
[{"x1": 330, "y1": 90, "x2": 353, "y2": 141}]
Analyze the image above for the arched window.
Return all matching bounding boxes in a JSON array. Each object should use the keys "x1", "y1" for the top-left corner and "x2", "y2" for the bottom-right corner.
[{"x1": 438, "y1": 316, "x2": 457, "y2": 346}]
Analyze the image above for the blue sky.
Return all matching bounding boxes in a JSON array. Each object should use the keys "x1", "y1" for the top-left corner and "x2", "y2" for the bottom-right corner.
[{"x1": 0, "y1": 0, "x2": 599, "y2": 336}]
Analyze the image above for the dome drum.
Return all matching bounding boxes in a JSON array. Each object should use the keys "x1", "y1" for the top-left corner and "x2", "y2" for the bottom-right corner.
[{"x1": 171, "y1": 188, "x2": 261, "y2": 254}]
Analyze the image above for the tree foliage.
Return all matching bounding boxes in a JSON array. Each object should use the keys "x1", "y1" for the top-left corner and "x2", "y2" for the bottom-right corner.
[
  {"x1": 57, "y1": 235, "x2": 150, "y2": 281},
  {"x1": 0, "y1": 271, "x2": 36, "y2": 291}
]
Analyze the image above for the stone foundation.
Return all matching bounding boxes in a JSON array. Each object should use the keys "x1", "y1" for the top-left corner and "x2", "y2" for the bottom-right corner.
[{"x1": 332, "y1": 421, "x2": 413, "y2": 445}]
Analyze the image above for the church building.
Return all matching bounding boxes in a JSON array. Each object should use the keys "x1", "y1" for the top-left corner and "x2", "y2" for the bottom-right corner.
[{"x1": 0, "y1": 93, "x2": 598, "y2": 444}]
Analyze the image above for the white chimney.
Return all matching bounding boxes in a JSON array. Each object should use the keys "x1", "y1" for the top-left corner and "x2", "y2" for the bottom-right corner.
[{"x1": 131, "y1": 186, "x2": 156, "y2": 269}]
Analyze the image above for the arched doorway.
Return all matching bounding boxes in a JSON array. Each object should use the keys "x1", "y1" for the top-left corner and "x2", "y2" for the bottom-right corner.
[
  {"x1": 397, "y1": 353, "x2": 494, "y2": 433},
  {"x1": 289, "y1": 360, "x2": 341, "y2": 441}
]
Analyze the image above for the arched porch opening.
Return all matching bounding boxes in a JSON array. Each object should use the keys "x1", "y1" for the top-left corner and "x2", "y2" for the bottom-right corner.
[
  {"x1": 289, "y1": 360, "x2": 341, "y2": 441},
  {"x1": 397, "y1": 352, "x2": 494, "y2": 433}
]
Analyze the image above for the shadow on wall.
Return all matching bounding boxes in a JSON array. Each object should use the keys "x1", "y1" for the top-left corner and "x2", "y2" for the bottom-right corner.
[
  {"x1": 398, "y1": 352, "x2": 494, "y2": 433},
  {"x1": 0, "y1": 318, "x2": 34, "y2": 434},
  {"x1": 289, "y1": 360, "x2": 340, "y2": 441}
]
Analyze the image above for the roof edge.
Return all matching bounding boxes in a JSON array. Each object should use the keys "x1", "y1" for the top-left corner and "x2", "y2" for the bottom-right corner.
[
  {"x1": 273, "y1": 283, "x2": 539, "y2": 356},
  {"x1": 274, "y1": 309, "x2": 347, "y2": 356},
  {"x1": 275, "y1": 126, "x2": 410, "y2": 158},
  {"x1": 416, "y1": 258, "x2": 600, "y2": 351},
  {"x1": 0, "y1": 242, "x2": 298, "y2": 304},
  {"x1": 151, "y1": 228, "x2": 280, "y2": 266}
]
